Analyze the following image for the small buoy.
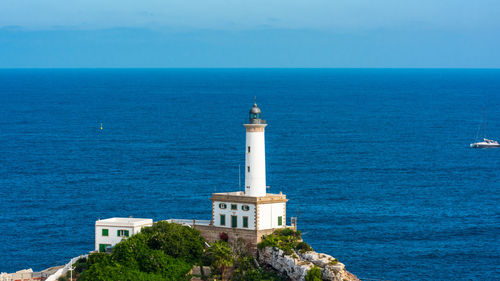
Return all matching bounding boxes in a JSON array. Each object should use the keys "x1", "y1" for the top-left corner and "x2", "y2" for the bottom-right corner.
[{"x1": 100, "y1": 123, "x2": 103, "y2": 130}]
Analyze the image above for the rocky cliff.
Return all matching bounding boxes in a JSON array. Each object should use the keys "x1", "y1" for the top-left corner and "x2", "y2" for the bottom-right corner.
[{"x1": 258, "y1": 246, "x2": 359, "y2": 281}]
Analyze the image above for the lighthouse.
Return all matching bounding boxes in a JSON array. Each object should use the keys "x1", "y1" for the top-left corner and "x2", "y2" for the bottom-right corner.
[
  {"x1": 244, "y1": 103, "x2": 267, "y2": 197},
  {"x1": 188, "y1": 102, "x2": 293, "y2": 249}
]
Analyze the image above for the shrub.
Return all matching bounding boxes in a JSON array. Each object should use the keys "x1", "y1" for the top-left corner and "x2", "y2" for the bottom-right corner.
[
  {"x1": 305, "y1": 266, "x2": 322, "y2": 281},
  {"x1": 86, "y1": 253, "x2": 112, "y2": 266},
  {"x1": 79, "y1": 263, "x2": 176, "y2": 281},
  {"x1": 73, "y1": 257, "x2": 88, "y2": 274},
  {"x1": 219, "y1": 232, "x2": 228, "y2": 242},
  {"x1": 145, "y1": 221, "x2": 205, "y2": 263},
  {"x1": 281, "y1": 244, "x2": 295, "y2": 256},
  {"x1": 257, "y1": 228, "x2": 303, "y2": 255},
  {"x1": 111, "y1": 234, "x2": 148, "y2": 270},
  {"x1": 231, "y1": 236, "x2": 287, "y2": 281},
  {"x1": 274, "y1": 228, "x2": 295, "y2": 237},
  {"x1": 242, "y1": 268, "x2": 288, "y2": 281},
  {"x1": 205, "y1": 241, "x2": 233, "y2": 280},
  {"x1": 257, "y1": 234, "x2": 279, "y2": 250},
  {"x1": 79, "y1": 221, "x2": 205, "y2": 281},
  {"x1": 295, "y1": 241, "x2": 313, "y2": 253}
]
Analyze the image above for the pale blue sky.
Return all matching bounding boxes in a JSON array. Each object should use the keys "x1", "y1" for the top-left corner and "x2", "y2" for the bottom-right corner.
[{"x1": 1, "y1": 0, "x2": 499, "y2": 67}]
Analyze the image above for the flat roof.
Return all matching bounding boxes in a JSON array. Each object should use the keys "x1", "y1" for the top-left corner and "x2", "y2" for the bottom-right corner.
[
  {"x1": 211, "y1": 192, "x2": 287, "y2": 204},
  {"x1": 95, "y1": 217, "x2": 153, "y2": 227},
  {"x1": 213, "y1": 191, "x2": 285, "y2": 197}
]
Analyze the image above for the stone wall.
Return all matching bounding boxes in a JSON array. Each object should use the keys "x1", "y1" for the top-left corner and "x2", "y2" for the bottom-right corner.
[
  {"x1": 258, "y1": 247, "x2": 359, "y2": 281},
  {"x1": 194, "y1": 224, "x2": 276, "y2": 251}
]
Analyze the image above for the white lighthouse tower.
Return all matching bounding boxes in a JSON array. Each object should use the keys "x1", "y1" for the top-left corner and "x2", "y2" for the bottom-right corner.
[
  {"x1": 244, "y1": 103, "x2": 267, "y2": 197},
  {"x1": 189, "y1": 102, "x2": 292, "y2": 249}
]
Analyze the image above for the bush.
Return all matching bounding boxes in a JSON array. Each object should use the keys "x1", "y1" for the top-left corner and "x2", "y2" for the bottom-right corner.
[
  {"x1": 305, "y1": 266, "x2": 322, "y2": 281},
  {"x1": 238, "y1": 268, "x2": 287, "y2": 281},
  {"x1": 257, "y1": 228, "x2": 303, "y2": 255},
  {"x1": 295, "y1": 241, "x2": 313, "y2": 253},
  {"x1": 257, "y1": 234, "x2": 279, "y2": 250},
  {"x1": 274, "y1": 228, "x2": 297, "y2": 237},
  {"x1": 79, "y1": 221, "x2": 205, "y2": 281},
  {"x1": 145, "y1": 221, "x2": 205, "y2": 263},
  {"x1": 87, "y1": 252, "x2": 112, "y2": 266},
  {"x1": 329, "y1": 258, "x2": 338, "y2": 265},
  {"x1": 79, "y1": 263, "x2": 174, "y2": 281},
  {"x1": 73, "y1": 257, "x2": 88, "y2": 274},
  {"x1": 205, "y1": 241, "x2": 233, "y2": 280}
]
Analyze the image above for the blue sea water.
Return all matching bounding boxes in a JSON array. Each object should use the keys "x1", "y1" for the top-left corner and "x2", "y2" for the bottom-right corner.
[{"x1": 0, "y1": 69, "x2": 499, "y2": 280}]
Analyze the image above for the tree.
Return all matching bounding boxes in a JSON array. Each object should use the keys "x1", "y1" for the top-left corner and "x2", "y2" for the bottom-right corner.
[
  {"x1": 206, "y1": 241, "x2": 234, "y2": 280},
  {"x1": 144, "y1": 221, "x2": 205, "y2": 263}
]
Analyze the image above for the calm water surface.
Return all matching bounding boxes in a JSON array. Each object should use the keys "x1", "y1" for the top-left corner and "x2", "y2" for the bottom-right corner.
[{"x1": 0, "y1": 69, "x2": 499, "y2": 280}]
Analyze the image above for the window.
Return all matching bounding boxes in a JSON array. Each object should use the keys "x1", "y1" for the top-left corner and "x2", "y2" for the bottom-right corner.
[
  {"x1": 117, "y1": 229, "x2": 129, "y2": 237},
  {"x1": 250, "y1": 113, "x2": 261, "y2": 119},
  {"x1": 246, "y1": 186, "x2": 250, "y2": 189},
  {"x1": 247, "y1": 166, "x2": 250, "y2": 173},
  {"x1": 99, "y1": 244, "x2": 111, "y2": 252},
  {"x1": 231, "y1": 215, "x2": 237, "y2": 228},
  {"x1": 241, "y1": 205, "x2": 250, "y2": 211},
  {"x1": 243, "y1": 216, "x2": 249, "y2": 228},
  {"x1": 231, "y1": 204, "x2": 237, "y2": 210},
  {"x1": 220, "y1": 214, "x2": 226, "y2": 226},
  {"x1": 219, "y1": 203, "x2": 227, "y2": 209},
  {"x1": 278, "y1": 216, "x2": 283, "y2": 226},
  {"x1": 248, "y1": 146, "x2": 251, "y2": 153},
  {"x1": 102, "y1": 229, "x2": 109, "y2": 236}
]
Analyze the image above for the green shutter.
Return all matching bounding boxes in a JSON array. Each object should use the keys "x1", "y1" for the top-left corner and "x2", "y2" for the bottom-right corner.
[
  {"x1": 124, "y1": 230, "x2": 129, "y2": 237},
  {"x1": 102, "y1": 229, "x2": 108, "y2": 236},
  {"x1": 278, "y1": 216, "x2": 282, "y2": 226},
  {"x1": 243, "y1": 217, "x2": 248, "y2": 228},
  {"x1": 99, "y1": 244, "x2": 107, "y2": 252},
  {"x1": 231, "y1": 216, "x2": 237, "y2": 228},
  {"x1": 220, "y1": 214, "x2": 225, "y2": 226},
  {"x1": 117, "y1": 230, "x2": 120, "y2": 236}
]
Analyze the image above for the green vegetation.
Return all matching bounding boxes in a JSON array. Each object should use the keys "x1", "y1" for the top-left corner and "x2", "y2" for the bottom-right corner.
[
  {"x1": 231, "y1": 238, "x2": 287, "y2": 281},
  {"x1": 235, "y1": 267, "x2": 287, "y2": 281},
  {"x1": 77, "y1": 221, "x2": 204, "y2": 281},
  {"x1": 295, "y1": 241, "x2": 313, "y2": 253},
  {"x1": 72, "y1": 222, "x2": 286, "y2": 281},
  {"x1": 205, "y1": 241, "x2": 234, "y2": 280},
  {"x1": 305, "y1": 266, "x2": 322, "y2": 281},
  {"x1": 257, "y1": 228, "x2": 312, "y2": 255},
  {"x1": 57, "y1": 257, "x2": 89, "y2": 281}
]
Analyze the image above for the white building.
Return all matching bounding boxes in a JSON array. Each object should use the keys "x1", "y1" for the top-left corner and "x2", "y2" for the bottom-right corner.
[{"x1": 95, "y1": 217, "x2": 153, "y2": 252}]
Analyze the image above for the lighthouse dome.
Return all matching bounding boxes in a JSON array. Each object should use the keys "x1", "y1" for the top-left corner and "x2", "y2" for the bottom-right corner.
[
  {"x1": 250, "y1": 103, "x2": 261, "y2": 114},
  {"x1": 249, "y1": 103, "x2": 263, "y2": 123}
]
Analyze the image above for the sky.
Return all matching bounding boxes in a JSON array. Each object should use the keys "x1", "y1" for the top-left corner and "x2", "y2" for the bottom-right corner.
[{"x1": 0, "y1": 0, "x2": 499, "y2": 68}]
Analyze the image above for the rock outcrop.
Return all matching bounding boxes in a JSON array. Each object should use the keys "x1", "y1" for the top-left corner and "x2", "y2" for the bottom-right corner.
[{"x1": 258, "y1": 247, "x2": 359, "y2": 281}]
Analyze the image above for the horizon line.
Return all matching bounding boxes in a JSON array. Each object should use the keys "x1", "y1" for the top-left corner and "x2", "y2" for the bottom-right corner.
[{"x1": 1, "y1": 67, "x2": 499, "y2": 70}]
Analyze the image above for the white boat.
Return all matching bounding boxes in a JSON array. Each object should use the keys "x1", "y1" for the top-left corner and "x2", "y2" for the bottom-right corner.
[
  {"x1": 470, "y1": 110, "x2": 500, "y2": 148},
  {"x1": 470, "y1": 138, "x2": 500, "y2": 148}
]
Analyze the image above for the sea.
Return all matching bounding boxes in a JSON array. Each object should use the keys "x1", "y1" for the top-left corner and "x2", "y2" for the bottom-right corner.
[{"x1": 0, "y1": 69, "x2": 499, "y2": 280}]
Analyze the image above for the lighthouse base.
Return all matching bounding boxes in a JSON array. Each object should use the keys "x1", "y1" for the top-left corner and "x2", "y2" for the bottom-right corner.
[{"x1": 194, "y1": 224, "x2": 289, "y2": 253}]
